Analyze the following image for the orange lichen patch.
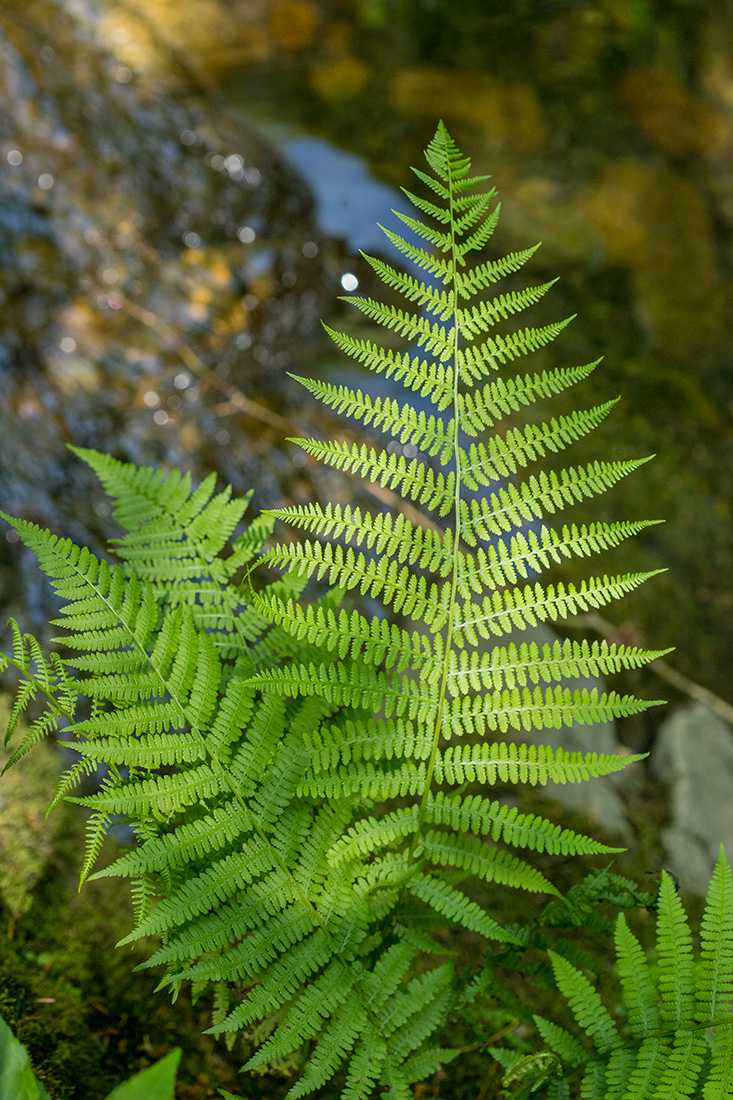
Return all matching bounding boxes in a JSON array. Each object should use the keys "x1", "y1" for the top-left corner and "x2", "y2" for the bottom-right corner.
[
  {"x1": 392, "y1": 68, "x2": 545, "y2": 153},
  {"x1": 616, "y1": 70, "x2": 729, "y2": 159},
  {"x1": 269, "y1": 0, "x2": 319, "y2": 51},
  {"x1": 310, "y1": 55, "x2": 368, "y2": 102}
]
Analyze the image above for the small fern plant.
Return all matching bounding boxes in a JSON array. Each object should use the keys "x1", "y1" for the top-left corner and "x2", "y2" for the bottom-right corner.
[
  {"x1": 0, "y1": 122, "x2": 675, "y2": 1098},
  {"x1": 497, "y1": 846, "x2": 733, "y2": 1100}
]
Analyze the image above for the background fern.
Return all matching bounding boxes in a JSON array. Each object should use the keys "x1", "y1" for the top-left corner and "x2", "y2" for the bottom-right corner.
[
  {"x1": 502, "y1": 847, "x2": 733, "y2": 1100},
  {"x1": 0, "y1": 123, "x2": 675, "y2": 1098}
]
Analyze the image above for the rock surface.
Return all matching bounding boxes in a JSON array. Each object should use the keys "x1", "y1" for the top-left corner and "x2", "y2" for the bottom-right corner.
[
  {"x1": 650, "y1": 701, "x2": 733, "y2": 894},
  {"x1": 0, "y1": 0, "x2": 336, "y2": 644}
]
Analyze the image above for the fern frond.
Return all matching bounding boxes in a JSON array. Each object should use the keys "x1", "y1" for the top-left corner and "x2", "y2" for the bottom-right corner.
[
  {"x1": 453, "y1": 571, "x2": 663, "y2": 644},
  {"x1": 374, "y1": 224, "x2": 456, "y2": 284},
  {"x1": 246, "y1": 660, "x2": 436, "y2": 722},
  {"x1": 456, "y1": 279, "x2": 558, "y2": 336},
  {"x1": 446, "y1": 636, "x2": 669, "y2": 694},
  {"x1": 457, "y1": 317, "x2": 574, "y2": 384},
  {"x1": 549, "y1": 950, "x2": 621, "y2": 1055},
  {"x1": 0, "y1": 122, "x2": 674, "y2": 1100},
  {"x1": 459, "y1": 400, "x2": 618, "y2": 486},
  {"x1": 0, "y1": 630, "x2": 76, "y2": 766},
  {"x1": 264, "y1": 502, "x2": 454, "y2": 575},
  {"x1": 615, "y1": 914, "x2": 661, "y2": 1038},
  {"x1": 530, "y1": 853, "x2": 733, "y2": 1100},
  {"x1": 533, "y1": 1016, "x2": 586, "y2": 1068},
  {"x1": 657, "y1": 871, "x2": 696, "y2": 1029},
  {"x1": 252, "y1": 592, "x2": 439, "y2": 676},
  {"x1": 286, "y1": 438, "x2": 454, "y2": 514},
  {"x1": 360, "y1": 254, "x2": 455, "y2": 317},
  {"x1": 433, "y1": 741, "x2": 640, "y2": 785},
  {"x1": 453, "y1": 243, "x2": 541, "y2": 297},
  {"x1": 455, "y1": 520, "x2": 663, "y2": 594},
  {"x1": 457, "y1": 457, "x2": 654, "y2": 544},
  {"x1": 421, "y1": 830, "x2": 560, "y2": 895},
  {"x1": 424, "y1": 792, "x2": 621, "y2": 857},
  {"x1": 408, "y1": 872, "x2": 519, "y2": 942},
  {"x1": 458, "y1": 360, "x2": 602, "y2": 434},
  {"x1": 259, "y1": 540, "x2": 449, "y2": 625},
  {"x1": 71, "y1": 447, "x2": 251, "y2": 570},
  {"x1": 445, "y1": 683, "x2": 656, "y2": 737},
  {"x1": 290, "y1": 375, "x2": 455, "y2": 457}
]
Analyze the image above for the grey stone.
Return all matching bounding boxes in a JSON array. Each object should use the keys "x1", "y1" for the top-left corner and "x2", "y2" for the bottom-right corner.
[{"x1": 650, "y1": 702, "x2": 733, "y2": 893}]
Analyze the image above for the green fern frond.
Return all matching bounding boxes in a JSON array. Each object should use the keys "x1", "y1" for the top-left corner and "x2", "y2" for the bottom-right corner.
[
  {"x1": 264, "y1": 502, "x2": 454, "y2": 574},
  {"x1": 420, "y1": 830, "x2": 560, "y2": 895},
  {"x1": 0, "y1": 122, "x2": 676, "y2": 1099},
  {"x1": 68, "y1": 447, "x2": 268, "y2": 659},
  {"x1": 424, "y1": 792, "x2": 621, "y2": 856},
  {"x1": 283, "y1": 438, "x2": 454, "y2": 514},
  {"x1": 454, "y1": 519, "x2": 662, "y2": 594},
  {"x1": 457, "y1": 317, "x2": 574, "y2": 384},
  {"x1": 445, "y1": 683, "x2": 657, "y2": 737},
  {"x1": 457, "y1": 457, "x2": 654, "y2": 544},
  {"x1": 433, "y1": 741, "x2": 641, "y2": 785},
  {"x1": 549, "y1": 950, "x2": 621, "y2": 1055},
  {"x1": 290, "y1": 375, "x2": 455, "y2": 457},
  {"x1": 458, "y1": 359, "x2": 601, "y2": 434},
  {"x1": 252, "y1": 591, "x2": 439, "y2": 675},
  {"x1": 615, "y1": 913, "x2": 661, "y2": 1038},
  {"x1": 260, "y1": 540, "x2": 449, "y2": 624},
  {"x1": 657, "y1": 871, "x2": 697, "y2": 1029},
  {"x1": 459, "y1": 400, "x2": 618, "y2": 486},
  {"x1": 456, "y1": 279, "x2": 558, "y2": 336},
  {"x1": 529, "y1": 851, "x2": 733, "y2": 1100},
  {"x1": 453, "y1": 570, "x2": 663, "y2": 643},
  {"x1": 446, "y1": 636, "x2": 669, "y2": 694},
  {"x1": 408, "y1": 872, "x2": 520, "y2": 942}
]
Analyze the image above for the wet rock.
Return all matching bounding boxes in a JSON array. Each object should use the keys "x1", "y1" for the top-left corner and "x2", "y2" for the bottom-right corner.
[
  {"x1": 0, "y1": 0, "x2": 335, "y2": 640},
  {"x1": 650, "y1": 702, "x2": 733, "y2": 894}
]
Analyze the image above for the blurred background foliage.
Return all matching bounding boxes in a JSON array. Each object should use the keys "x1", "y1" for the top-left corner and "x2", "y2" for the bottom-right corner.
[{"x1": 1, "y1": 1, "x2": 732, "y2": 1095}]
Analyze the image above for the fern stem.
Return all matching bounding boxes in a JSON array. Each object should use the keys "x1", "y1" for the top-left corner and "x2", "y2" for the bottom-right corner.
[{"x1": 411, "y1": 137, "x2": 465, "y2": 855}]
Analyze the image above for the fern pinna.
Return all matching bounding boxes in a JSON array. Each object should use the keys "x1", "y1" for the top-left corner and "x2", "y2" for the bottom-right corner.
[{"x1": 0, "y1": 123, "x2": 670, "y2": 1099}]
